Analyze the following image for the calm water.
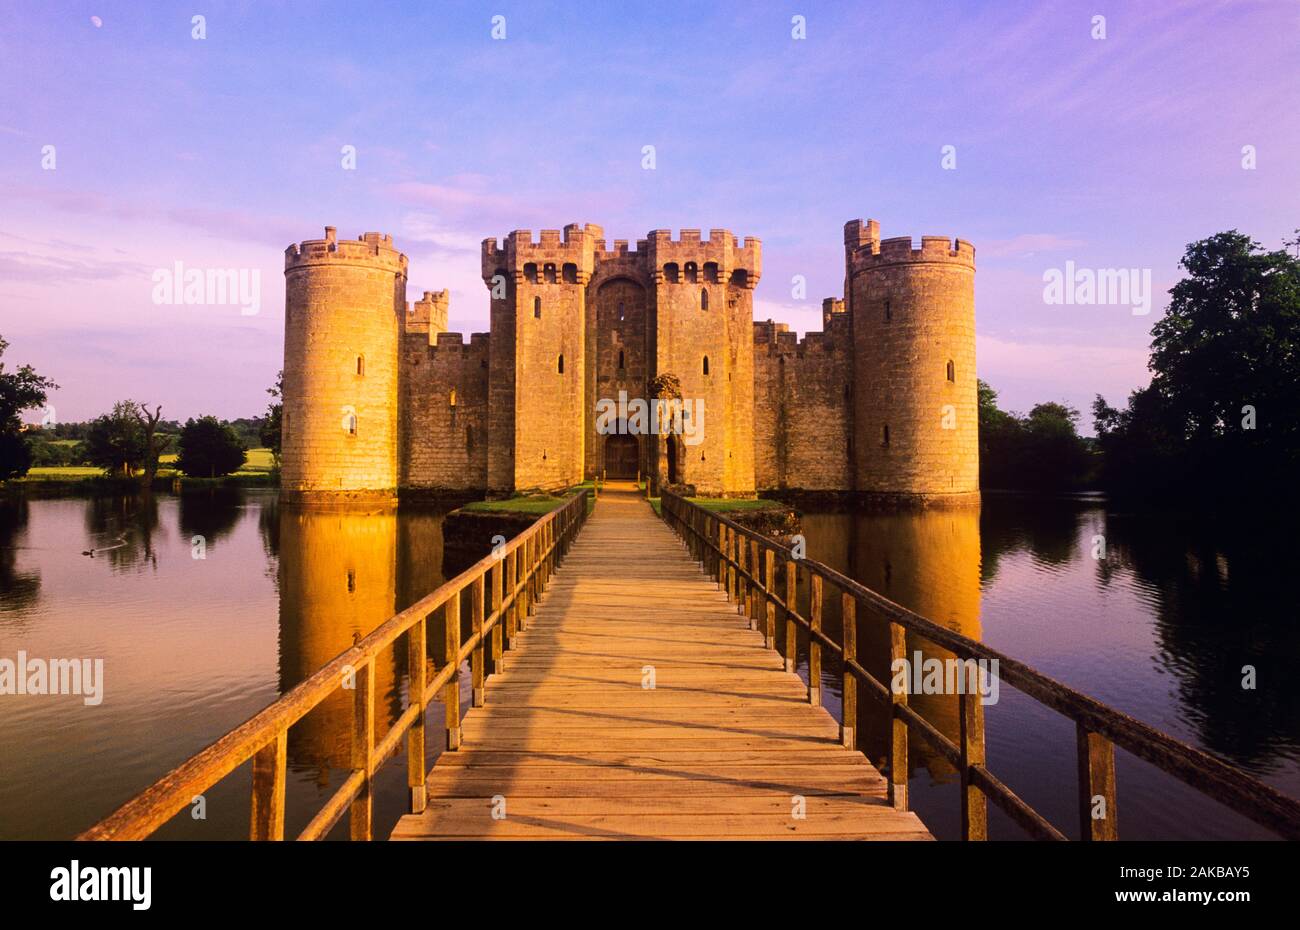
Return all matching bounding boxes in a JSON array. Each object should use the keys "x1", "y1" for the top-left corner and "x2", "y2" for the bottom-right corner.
[{"x1": 0, "y1": 490, "x2": 1296, "y2": 839}]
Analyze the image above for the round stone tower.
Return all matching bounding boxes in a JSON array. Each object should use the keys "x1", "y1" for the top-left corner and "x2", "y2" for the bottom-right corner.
[
  {"x1": 282, "y1": 227, "x2": 407, "y2": 502},
  {"x1": 846, "y1": 220, "x2": 978, "y2": 500}
]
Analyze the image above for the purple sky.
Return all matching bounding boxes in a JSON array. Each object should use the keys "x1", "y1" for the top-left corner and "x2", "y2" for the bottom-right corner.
[{"x1": 2, "y1": 1, "x2": 1298, "y2": 430}]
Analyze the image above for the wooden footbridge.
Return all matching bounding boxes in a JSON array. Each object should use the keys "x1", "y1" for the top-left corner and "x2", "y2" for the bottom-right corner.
[{"x1": 82, "y1": 483, "x2": 1300, "y2": 841}]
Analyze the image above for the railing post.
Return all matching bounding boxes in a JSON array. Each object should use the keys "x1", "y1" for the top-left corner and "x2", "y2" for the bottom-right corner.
[
  {"x1": 490, "y1": 559, "x2": 504, "y2": 674},
  {"x1": 764, "y1": 549, "x2": 776, "y2": 649},
  {"x1": 249, "y1": 730, "x2": 287, "y2": 840},
  {"x1": 784, "y1": 560, "x2": 798, "y2": 674},
  {"x1": 406, "y1": 614, "x2": 427, "y2": 813},
  {"x1": 809, "y1": 574, "x2": 822, "y2": 706},
  {"x1": 1077, "y1": 724, "x2": 1118, "y2": 840},
  {"x1": 444, "y1": 592, "x2": 462, "y2": 751},
  {"x1": 350, "y1": 658, "x2": 374, "y2": 839},
  {"x1": 720, "y1": 525, "x2": 730, "y2": 597},
  {"x1": 714, "y1": 522, "x2": 724, "y2": 589},
  {"x1": 748, "y1": 539, "x2": 760, "y2": 631},
  {"x1": 471, "y1": 574, "x2": 485, "y2": 708},
  {"x1": 736, "y1": 531, "x2": 748, "y2": 617},
  {"x1": 719, "y1": 523, "x2": 728, "y2": 593},
  {"x1": 888, "y1": 622, "x2": 908, "y2": 810},
  {"x1": 512, "y1": 538, "x2": 522, "y2": 632},
  {"x1": 504, "y1": 547, "x2": 517, "y2": 650},
  {"x1": 841, "y1": 594, "x2": 856, "y2": 749},
  {"x1": 960, "y1": 689, "x2": 988, "y2": 839}
]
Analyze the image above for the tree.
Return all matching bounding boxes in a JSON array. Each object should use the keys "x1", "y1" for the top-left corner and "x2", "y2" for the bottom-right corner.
[
  {"x1": 84, "y1": 401, "x2": 147, "y2": 477},
  {"x1": 977, "y1": 382, "x2": 1090, "y2": 491},
  {"x1": 1094, "y1": 229, "x2": 1300, "y2": 502},
  {"x1": 0, "y1": 335, "x2": 57, "y2": 480},
  {"x1": 260, "y1": 371, "x2": 283, "y2": 463},
  {"x1": 1017, "y1": 402, "x2": 1090, "y2": 491},
  {"x1": 977, "y1": 379, "x2": 1022, "y2": 489},
  {"x1": 177, "y1": 416, "x2": 246, "y2": 478},
  {"x1": 132, "y1": 403, "x2": 170, "y2": 487}
]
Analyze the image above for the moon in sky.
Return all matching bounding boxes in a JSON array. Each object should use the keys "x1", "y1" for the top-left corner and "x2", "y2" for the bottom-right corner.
[{"x1": 90, "y1": 16, "x2": 103, "y2": 28}]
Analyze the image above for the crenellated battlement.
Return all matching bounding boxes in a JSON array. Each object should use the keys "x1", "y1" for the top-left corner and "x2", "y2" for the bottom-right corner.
[
  {"x1": 285, "y1": 226, "x2": 408, "y2": 275},
  {"x1": 845, "y1": 219, "x2": 974, "y2": 276},
  {"x1": 480, "y1": 222, "x2": 602, "y2": 283},
  {"x1": 645, "y1": 228, "x2": 762, "y2": 287}
]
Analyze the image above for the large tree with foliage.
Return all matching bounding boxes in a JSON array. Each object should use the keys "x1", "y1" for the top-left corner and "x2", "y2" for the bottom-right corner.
[
  {"x1": 84, "y1": 401, "x2": 148, "y2": 476},
  {"x1": 1094, "y1": 229, "x2": 1300, "y2": 500},
  {"x1": 177, "y1": 416, "x2": 247, "y2": 478},
  {"x1": 0, "y1": 336, "x2": 58, "y2": 480}
]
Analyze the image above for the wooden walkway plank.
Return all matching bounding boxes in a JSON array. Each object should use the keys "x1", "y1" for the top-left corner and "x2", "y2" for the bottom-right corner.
[{"x1": 391, "y1": 482, "x2": 931, "y2": 841}]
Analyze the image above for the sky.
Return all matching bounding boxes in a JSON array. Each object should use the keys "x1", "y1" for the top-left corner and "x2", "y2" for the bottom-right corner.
[{"x1": 1, "y1": 1, "x2": 1298, "y2": 429}]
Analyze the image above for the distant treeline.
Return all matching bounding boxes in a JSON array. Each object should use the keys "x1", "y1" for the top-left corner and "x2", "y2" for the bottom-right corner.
[{"x1": 982, "y1": 229, "x2": 1300, "y2": 505}]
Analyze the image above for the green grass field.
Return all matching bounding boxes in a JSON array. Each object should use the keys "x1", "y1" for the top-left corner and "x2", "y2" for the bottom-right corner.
[{"x1": 19, "y1": 448, "x2": 277, "y2": 481}]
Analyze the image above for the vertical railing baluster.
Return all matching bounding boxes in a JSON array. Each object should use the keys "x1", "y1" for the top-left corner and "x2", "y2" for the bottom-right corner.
[
  {"x1": 490, "y1": 560, "x2": 504, "y2": 675},
  {"x1": 736, "y1": 531, "x2": 747, "y2": 617},
  {"x1": 784, "y1": 560, "x2": 798, "y2": 674},
  {"x1": 888, "y1": 622, "x2": 908, "y2": 810},
  {"x1": 764, "y1": 549, "x2": 776, "y2": 649},
  {"x1": 959, "y1": 688, "x2": 988, "y2": 840},
  {"x1": 250, "y1": 730, "x2": 287, "y2": 840},
  {"x1": 809, "y1": 574, "x2": 822, "y2": 706},
  {"x1": 748, "y1": 539, "x2": 760, "y2": 631},
  {"x1": 504, "y1": 547, "x2": 517, "y2": 651},
  {"x1": 350, "y1": 658, "x2": 374, "y2": 839},
  {"x1": 471, "y1": 574, "x2": 485, "y2": 708},
  {"x1": 718, "y1": 521, "x2": 726, "y2": 590},
  {"x1": 444, "y1": 592, "x2": 462, "y2": 751},
  {"x1": 1077, "y1": 724, "x2": 1118, "y2": 840},
  {"x1": 406, "y1": 614, "x2": 427, "y2": 813},
  {"x1": 841, "y1": 594, "x2": 856, "y2": 749}
]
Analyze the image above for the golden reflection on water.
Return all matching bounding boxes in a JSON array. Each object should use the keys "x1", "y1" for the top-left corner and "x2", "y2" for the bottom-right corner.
[{"x1": 801, "y1": 505, "x2": 982, "y2": 783}]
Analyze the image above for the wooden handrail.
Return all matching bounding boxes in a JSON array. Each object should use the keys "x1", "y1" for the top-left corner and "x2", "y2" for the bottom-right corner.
[
  {"x1": 659, "y1": 490, "x2": 1300, "y2": 841},
  {"x1": 79, "y1": 490, "x2": 591, "y2": 841}
]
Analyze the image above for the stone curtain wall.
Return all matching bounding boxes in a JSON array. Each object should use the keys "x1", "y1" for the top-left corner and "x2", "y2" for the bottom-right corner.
[
  {"x1": 753, "y1": 315, "x2": 853, "y2": 491},
  {"x1": 400, "y1": 331, "x2": 489, "y2": 491}
]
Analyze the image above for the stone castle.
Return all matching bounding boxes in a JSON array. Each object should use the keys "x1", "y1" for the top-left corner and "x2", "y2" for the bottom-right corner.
[{"x1": 280, "y1": 219, "x2": 977, "y2": 503}]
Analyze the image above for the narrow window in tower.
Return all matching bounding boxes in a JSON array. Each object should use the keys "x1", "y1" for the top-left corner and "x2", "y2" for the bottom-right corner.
[
  {"x1": 946, "y1": 359, "x2": 955, "y2": 382},
  {"x1": 558, "y1": 354, "x2": 565, "y2": 374},
  {"x1": 618, "y1": 349, "x2": 625, "y2": 369},
  {"x1": 449, "y1": 388, "x2": 457, "y2": 408},
  {"x1": 882, "y1": 424, "x2": 890, "y2": 447},
  {"x1": 703, "y1": 356, "x2": 710, "y2": 376},
  {"x1": 346, "y1": 570, "x2": 355, "y2": 594},
  {"x1": 356, "y1": 355, "x2": 364, "y2": 376},
  {"x1": 884, "y1": 300, "x2": 892, "y2": 322},
  {"x1": 544, "y1": 264, "x2": 557, "y2": 284},
  {"x1": 701, "y1": 289, "x2": 708, "y2": 310},
  {"x1": 534, "y1": 297, "x2": 541, "y2": 319},
  {"x1": 346, "y1": 413, "x2": 357, "y2": 436},
  {"x1": 618, "y1": 300, "x2": 625, "y2": 322}
]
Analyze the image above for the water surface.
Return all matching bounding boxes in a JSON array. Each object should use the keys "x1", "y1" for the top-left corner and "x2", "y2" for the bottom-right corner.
[{"x1": 0, "y1": 490, "x2": 1294, "y2": 839}]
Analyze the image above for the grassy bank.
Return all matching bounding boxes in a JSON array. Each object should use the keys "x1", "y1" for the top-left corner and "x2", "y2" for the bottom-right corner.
[
  {"x1": 460, "y1": 480, "x2": 599, "y2": 517},
  {"x1": 15, "y1": 448, "x2": 277, "y2": 486}
]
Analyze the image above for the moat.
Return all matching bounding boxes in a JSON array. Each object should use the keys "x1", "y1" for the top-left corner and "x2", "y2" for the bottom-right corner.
[{"x1": 1, "y1": 489, "x2": 1295, "y2": 840}]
